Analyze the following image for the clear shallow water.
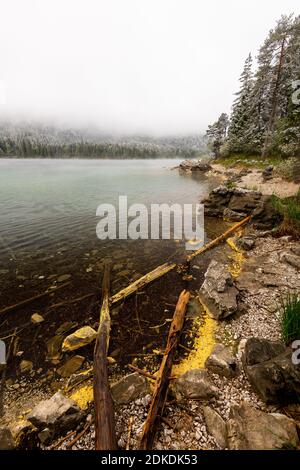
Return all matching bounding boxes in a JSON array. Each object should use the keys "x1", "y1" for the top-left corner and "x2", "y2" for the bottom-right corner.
[{"x1": 0, "y1": 158, "x2": 218, "y2": 302}]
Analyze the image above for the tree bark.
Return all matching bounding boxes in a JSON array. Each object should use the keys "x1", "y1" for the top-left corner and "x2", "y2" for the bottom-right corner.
[
  {"x1": 93, "y1": 262, "x2": 117, "y2": 450},
  {"x1": 139, "y1": 289, "x2": 190, "y2": 450}
]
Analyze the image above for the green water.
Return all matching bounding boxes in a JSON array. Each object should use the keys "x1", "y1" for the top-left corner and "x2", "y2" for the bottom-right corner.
[{"x1": 0, "y1": 158, "x2": 218, "y2": 301}]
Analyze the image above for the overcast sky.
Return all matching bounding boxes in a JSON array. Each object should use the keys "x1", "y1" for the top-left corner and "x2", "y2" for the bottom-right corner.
[{"x1": 0, "y1": 0, "x2": 298, "y2": 135}]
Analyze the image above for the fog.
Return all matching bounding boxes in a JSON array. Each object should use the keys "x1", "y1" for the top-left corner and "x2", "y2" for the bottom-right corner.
[{"x1": 0, "y1": 0, "x2": 298, "y2": 135}]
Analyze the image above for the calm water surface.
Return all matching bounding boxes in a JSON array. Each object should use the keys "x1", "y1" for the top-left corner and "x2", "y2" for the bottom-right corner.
[{"x1": 0, "y1": 158, "x2": 219, "y2": 302}]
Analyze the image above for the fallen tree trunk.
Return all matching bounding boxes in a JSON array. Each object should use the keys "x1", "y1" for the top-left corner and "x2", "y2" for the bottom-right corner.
[
  {"x1": 139, "y1": 289, "x2": 190, "y2": 450},
  {"x1": 110, "y1": 217, "x2": 250, "y2": 307},
  {"x1": 187, "y1": 215, "x2": 251, "y2": 262},
  {"x1": 93, "y1": 263, "x2": 117, "y2": 450},
  {"x1": 110, "y1": 262, "x2": 176, "y2": 306}
]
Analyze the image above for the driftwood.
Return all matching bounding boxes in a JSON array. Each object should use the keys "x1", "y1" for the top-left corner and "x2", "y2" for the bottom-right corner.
[
  {"x1": 187, "y1": 215, "x2": 251, "y2": 262},
  {"x1": 110, "y1": 217, "x2": 250, "y2": 306},
  {"x1": 0, "y1": 282, "x2": 71, "y2": 317},
  {"x1": 110, "y1": 262, "x2": 176, "y2": 306},
  {"x1": 139, "y1": 289, "x2": 190, "y2": 450},
  {"x1": 93, "y1": 263, "x2": 117, "y2": 450}
]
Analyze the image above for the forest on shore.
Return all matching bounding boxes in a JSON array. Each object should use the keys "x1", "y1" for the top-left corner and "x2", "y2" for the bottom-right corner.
[
  {"x1": 0, "y1": 122, "x2": 203, "y2": 159},
  {"x1": 206, "y1": 15, "x2": 300, "y2": 159}
]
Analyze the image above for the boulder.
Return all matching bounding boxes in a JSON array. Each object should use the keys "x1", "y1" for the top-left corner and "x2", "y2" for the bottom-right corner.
[
  {"x1": 223, "y1": 208, "x2": 247, "y2": 222},
  {"x1": 241, "y1": 338, "x2": 285, "y2": 367},
  {"x1": 202, "y1": 406, "x2": 228, "y2": 449},
  {"x1": 179, "y1": 160, "x2": 212, "y2": 172},
  {"x1": 262, "y1": 166, "x2": 273, "y2": 181},
  {"x1": 111, "y1": 373, "x2": 150, "y2": 405},
  {"x1": 245, "y1": 349, "x2": 300, "y2": 404},
  {"x1": 172, "y1": 369, "x2": 218, "y2": 400},
  {"x1": 251, "y1": 197, "x2": 283, "y2": 230},
  {"x1": 62, "y1": 326, "x2": 97, "y2": 352},
  {"x1": 227, "y1": 402, "x2": 299, "y2": 450},
  {"x1": 27, "y1": 391, "x2": 82, "y2": 441},
  {"x1": 280, "y1": 252, "x2": 300, "y2": 270},
  {"x1": 202, "y1": 186, "x2": 262, "y2": 218},
  {"x1": 205, "y1": 344, "x2": 238, "y2": 378},
  {"x1": 199, "y1": 260, "x2": 239, "y2": 320},
  {"x1": 57, "y1": 355, "x2": 85, "y2": 378},
  {"x1": 0, "y1": 426, "x2": 15, "y2": 450}
]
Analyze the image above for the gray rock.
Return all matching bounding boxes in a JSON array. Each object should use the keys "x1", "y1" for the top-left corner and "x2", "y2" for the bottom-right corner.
[
  {"x1": 203, "y1": 406, "x2": 227, "y2": 449},
  {"x1": 245, "y1": 349, "x2": 300, "y2": 404},
  {"x1": 251, "y1": 196, "x2": 283, "y2": 230},
  {"x1": 172, "y1": 369, "x2": 218, "y2": 400},
  {"x1": 241, "y1": 338, "x2": 285, "y2": 367},
  {"x1": 111, "y1": 373, "x2": 150, "y2": 405},
  {"x1": 280, "y1": 252, "x2": 300, "y2": 270},
  {"x1": 0, "y1": 426, "x2": 15, "y2": 450},
  {"x1": 291, "y1": 245, "x2": 300, "y2": 257},
  {"x1": 227, "y1": 402, "x2": 299, "y2": 450},
  {"x1": 262, "y1": 166, "x2": 273, "y2": 181},
  {"x1": 179, "y1": 160, "x2": 212, "y2": 172},
  {"x1": 205, "y1": 344, "x2": 238, "y2": 378},
  {"x1": 38, "y1": 428, "x2": 52, "y2": 445},
  {"x1": 237, "y1": 236, "x2": 256, "y2": 251},
  {"x1": 27, "y1": 391, "x2": 82, "y2": 440},
  {"x1": 223, "y1": 208, "x2": 247, "y2": 222},
  {"x1": 199, "y1": 260, "x2": 239, "y2": 320}
]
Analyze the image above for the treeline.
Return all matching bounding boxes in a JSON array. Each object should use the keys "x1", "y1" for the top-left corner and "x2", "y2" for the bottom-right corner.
[
  {"x1": 0, "y1": 137, "x2": 198, "y2": 159},
  {"x1": 206, "y1": 15, "x2": 300, "y2": 158}
]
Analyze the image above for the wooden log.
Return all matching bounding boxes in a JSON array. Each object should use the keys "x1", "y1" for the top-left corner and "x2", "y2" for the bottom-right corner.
[
  {"x1": 187, "y1": 215, "x2": 251, "y2": 262},
  {"x1": 139, "y1": 289, "x2": 190, "y2": 450},
  {"x1": 110, "y1": 217, "x2": 250, "y2": 306},
  {"x1": 93, "y1": 263, "x2": 117, "y2": 450},
  {"x1": 0, "y1": 282, "x2": 71, "y2": 317},
  {"x1": 110, "y1": 262, "x2": 176, "y2": 306}
]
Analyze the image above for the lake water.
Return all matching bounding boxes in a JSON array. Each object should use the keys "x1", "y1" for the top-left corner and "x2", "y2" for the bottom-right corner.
[
  {"x1": 0, "y1": 158, "x2": 220, "y2": 305},
  {"x1": 0, "y1": 158, "x2": 225, "y2": 370}
]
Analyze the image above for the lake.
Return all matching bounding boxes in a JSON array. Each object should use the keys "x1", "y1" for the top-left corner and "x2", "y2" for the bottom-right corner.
[{"x1": 0, "y1": 158, "x2": 224, "y2": 369}]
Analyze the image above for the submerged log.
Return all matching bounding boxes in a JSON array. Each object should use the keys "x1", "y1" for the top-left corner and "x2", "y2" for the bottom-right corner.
[
  {"x1": 110, "y1": 217, "x2": 251, "y2": 307},
  {"x1": 187, "y1": 215, "x2": 251, "y2": 262},
  {"x1": 139, "y1": 289, "x2": 190, "y2": 450},
  {"x1": 110, "y1": 262, "x2": 176, "y2": 306},
  {"x1": 0, "y1": 282, "x2": 71, "y2": 317},
  {"x1": 93, "y1": 263, "x2": 117, "y2": 450}
]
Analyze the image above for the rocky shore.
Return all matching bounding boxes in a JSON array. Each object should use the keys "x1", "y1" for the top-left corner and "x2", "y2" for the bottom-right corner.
[{"x1": 1, "y1": 160, "x2": 300, "y2": 451}]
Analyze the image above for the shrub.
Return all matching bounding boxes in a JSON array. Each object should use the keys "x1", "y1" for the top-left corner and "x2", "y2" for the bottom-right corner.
[
  {"x1": 271, "y1": 193, "x2": 300, "y2": 239},
  {"x1": 279, "y1": 293, "x2": 300, "y2": 345}
]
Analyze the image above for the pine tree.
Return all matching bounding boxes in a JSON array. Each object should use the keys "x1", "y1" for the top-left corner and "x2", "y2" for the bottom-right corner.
[
  {"x1": 227, "y1": 53, "x2": 254, "y2": 154},
  {"x1": 206, "y1": 113, "x2": 229, "y2": 157}
]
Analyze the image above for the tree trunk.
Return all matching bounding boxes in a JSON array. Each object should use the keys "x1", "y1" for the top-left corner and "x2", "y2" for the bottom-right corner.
[
  {"x1": 139, "y1": 289, "x2": 190, "y2": 450},
  {"x1": 93, "y1": 262, "x2": 117, "y2": 450}
]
